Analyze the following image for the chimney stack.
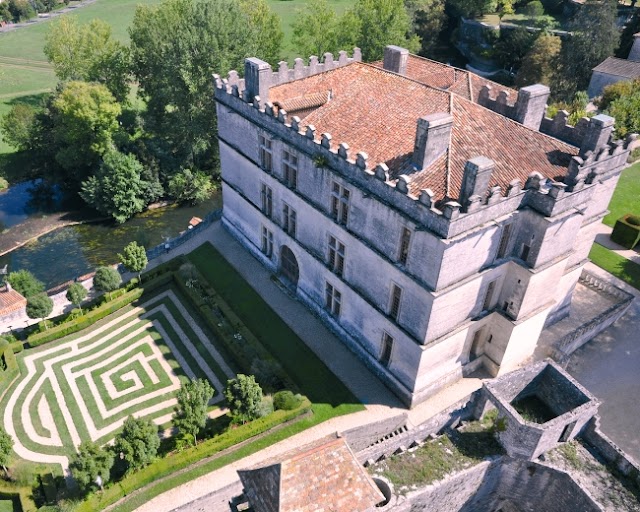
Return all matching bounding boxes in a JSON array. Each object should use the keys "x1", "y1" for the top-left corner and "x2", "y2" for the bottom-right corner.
[
  {"x1": 383, "y1": 45, "x2": 409, "y2": 75},
  {"x1": 629, "y1": 33, "x2": 640, "y2": 61},
  {"x1": 244, "y1": 58, "x2": 272, "y2": 106},
  {"x1": 459, "y1": 156, "x2": 496, "y2": 211},
  {"x1": 514, "y1": 84, "x2": 550, "y2": 130},
  {"x1": 412, "y1": 113, "x2": 454, "y2": 170},
  {"x1": 580, "y1": 114, "x2": 615, "y2": 158}
]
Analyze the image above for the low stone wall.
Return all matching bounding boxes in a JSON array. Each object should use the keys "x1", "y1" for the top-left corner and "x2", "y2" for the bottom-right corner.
[{"x1": 342, "y1": 414, "x2": 408, "y2": 453}]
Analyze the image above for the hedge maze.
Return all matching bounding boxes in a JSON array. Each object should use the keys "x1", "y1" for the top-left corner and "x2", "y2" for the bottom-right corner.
[{"x1": 1, "y1": 290, "x2": 235, "y2": 474}]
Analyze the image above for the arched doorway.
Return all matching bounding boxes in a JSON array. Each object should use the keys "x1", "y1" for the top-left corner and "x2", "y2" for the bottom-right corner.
[{"x1": 280, "y1": 246, "x2": 299, "y2": 287}]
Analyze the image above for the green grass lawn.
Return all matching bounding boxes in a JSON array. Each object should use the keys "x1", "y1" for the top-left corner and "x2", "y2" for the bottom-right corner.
[
  {"x1": 603, "y1": 162, "x2": 640, "y2": 227},
  {"x1": 589, "y1": 243, "x2": 640, "y2": 291}
]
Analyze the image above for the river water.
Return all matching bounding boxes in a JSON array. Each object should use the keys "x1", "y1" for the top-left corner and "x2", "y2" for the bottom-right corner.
[{"x1": 0, "y1": 180, "x2": 221, "y2": 288}]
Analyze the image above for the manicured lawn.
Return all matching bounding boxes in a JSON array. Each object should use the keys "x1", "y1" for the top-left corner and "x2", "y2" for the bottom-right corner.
[
  {"x1": 603, "y1": 162, "x2": 640, "y2": 227},
  {"x1": 188, "y1": 242, "x2": 363, "y2": 420},
  {"x1": 589, "y1": 243, "x2": 640, "y2": 291}
]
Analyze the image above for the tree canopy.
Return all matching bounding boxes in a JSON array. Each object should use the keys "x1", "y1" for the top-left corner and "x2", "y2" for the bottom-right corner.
[
  {"x1": 172, "y1": 378, "x2": 214, "y2": 445},
  {"x1": 113, "y1": 415, "x2": 160, "y2": 472},
  {"x1": 600, "y1": 79, "x2": 640, "y2": 138},
  {"x1": 224, "y1": 374, "x2": 263, "y2": 424},
  {"x1": 405, "y1": 0, "x2": 446, "y2": 55},
  {"x1": 26, "y1": 293, "x2": 54, "y2": 323},
  {"x1": 515, "y1": 32, "x2": 561, "y2": 88},
  {"x1": 7, "y1": 269, "x2": 45, "y2": 298},
  {"x1": 0, "y1": 104, "x2": 36, "y2": 152},
  {"x1": 168, "y1": 169, "x2": 213, "y2": 205},
  {"x1": 69, "y1": 441, "x2": 115, "y2": 493},
  {"x1": 93, "y1": 266, "x2": 122, "y2": 299},
  {"x1": 0, "y1": 427, "x2": 13, "y2": 473},
  {"x1": 66, "y1": 282, "x2": 88, "y2": 313},
  {"x1": 118, "y1": 241, "x2": 148, "y2": 280}
]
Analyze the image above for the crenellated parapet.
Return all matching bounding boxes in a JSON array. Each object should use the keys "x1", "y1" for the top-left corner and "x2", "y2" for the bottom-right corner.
[
  {"x1": 478, "y1": 84, "x2": 550, "y2": 130},
  {"x1": 214, "y1": 62, "x2": 634, "y2": 240}
]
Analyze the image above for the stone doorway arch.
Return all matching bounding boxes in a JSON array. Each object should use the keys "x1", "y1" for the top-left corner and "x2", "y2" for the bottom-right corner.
[{"x1": 280, "y1": 245, "x2": 299, "y2": 287}]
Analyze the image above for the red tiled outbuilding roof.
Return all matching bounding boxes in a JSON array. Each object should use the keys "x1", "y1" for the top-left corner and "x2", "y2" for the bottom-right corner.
[{"x1": 0, "y1": 287, "x2": 27, "y2": 317}]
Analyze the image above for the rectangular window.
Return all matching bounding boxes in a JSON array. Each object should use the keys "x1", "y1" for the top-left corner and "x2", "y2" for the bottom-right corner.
[
  {"x1": 325, "y1": 282, "x2": 342, "y2": 317},
  {"x1": 328, "y1": 235, "x2": 346, "y2": 277},
  {"x1": 398, "y1": 227, "x2": 412, "y2": 265},
  {"x1": 261, "y1": 226, "x2": 273, "y2": 257},
  {"x1": 331, "y1": 182, "x2": 350, "y2": 225},
  {"x1": 380, "y1": 332, "x2": 394, "y2": 367},
  {"x1": 282, "y1": 203, "x2": 297, "y2": 238},
  {"x1": 259, "y1": 135, "x2": 272, "y2": 172},
  {"x1": 496, "y1": 223, "x2": 512, "y2": 259},
  {"x1": 260, "y1": 183, "x2": 272, "y2": 218},
  {"x1": 389, "y1": 284, "x2": 402, "y2": 321},
  {"x1": 521, "y1": 243, "x2": 531, "y2": 263},
  {"x1": 482, "y1": 280, "x2": 497, "y2": 311},
  {"x1": 283, "y1": 151, "x2": 298, "y2": 189}
]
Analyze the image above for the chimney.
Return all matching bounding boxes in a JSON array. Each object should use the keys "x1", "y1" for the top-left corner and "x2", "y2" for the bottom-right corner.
[
  {"x1": 580, "y1": 114, "x2": 615, "y2": 158},
  {"x1": 383, "y1": 45, "x2": 409, "y2": 75},
  {"x1": 459, "y1": 156, "x2": 495, "y2": 211},
  {"x1": 244, "y1": 58, "x2": 272, "y2": 106},
  {"x1": 514, "y1": 84, "x2": 550, "y2": 130},
  {"x1": 629, "y1": 33, "x2": 640, "y2": 61},
  {"x1": 412, "y1": 113, "x2": 454, "y2": 170}
]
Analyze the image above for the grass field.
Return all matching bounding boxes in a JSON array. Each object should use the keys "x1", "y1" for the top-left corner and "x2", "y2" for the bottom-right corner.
[
  {"x1": 589, "y1": 243, "x2": 640, "y2": 291},
  {"x1": 602, "y1": 162, "x2": 640, "y2": 227},
  {"x1": 0, "y1": 0, "x2": 354, "y2": 155}
]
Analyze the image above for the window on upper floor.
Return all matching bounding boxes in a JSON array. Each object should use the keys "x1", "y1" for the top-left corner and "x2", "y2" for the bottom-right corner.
[
  {"x1": 259, "y1": 135, "x2": 273, "y2": 172},
  {"x1": 482, "y1": 280, "x2": 497, "y2": 311},
  {"x1": 380, "y1": 332, "x2": 394, "y2": 367},
  {"x1": 398, "y1": 227, "x2": 412, "y2": 265},
  {"x1": 496, "y1": 223, "x2": 512, "y2": 259},
  {"x1": 331, "y1": 182, "x2": 350, "y2": 225},
  {"x1": 328, "y1": 235, "x2": 345, "y2": 277},
  {"x1": 389, "y1": 284, "x2": 402, "y2": 321},
  {"x1": 261, "y1": 226, "x2": 273, "y2": 257},
  {"x1": 282, "y1": 203, "x2": 297, "y2": 238},
  {"x1": 260, "y1": 183, "x2": 273, "y2": 218},
  {"x1": 283, "y1": 150, "x2": 298, "y2": 189},
  {"x1": 325, "y1": 282, "x2": 342, "y2": 317}
]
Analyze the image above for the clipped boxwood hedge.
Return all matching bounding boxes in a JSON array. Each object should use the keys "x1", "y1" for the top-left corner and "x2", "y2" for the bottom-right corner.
[
  {"x1": 27, "y1": 272, "x2": 173, "y2": 347},
  {"x1": 0, "y1": 345, "x2": 19, "y2": 392},
  {"x1": 611, "y1": 213, "x2": 640, "y2": 249}
]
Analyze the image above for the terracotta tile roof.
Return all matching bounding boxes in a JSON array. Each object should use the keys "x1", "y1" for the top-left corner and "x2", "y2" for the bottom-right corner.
[
  {"x1": 238, "y1": 434, "x2": 383, "y2": 512},
  {"x1": 275, "y1": 91, "x2": 330, "y2": 117},
  {"x1": 0, "y1": 287, "x2": 26, "y2": 316},
  {"x1": 592, "y1": 57, "x2": 640, "y2": 79},
  {"x1": 269, "y1": 61, "x2": 578, "y2": 204}
]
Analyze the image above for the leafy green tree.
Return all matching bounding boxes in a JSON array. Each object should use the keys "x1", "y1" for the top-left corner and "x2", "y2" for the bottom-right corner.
[
  {"x1": 113, "y1": 415, "x2": 160, "y2": 473},
  {"x1": 80, "y1": 150, "x2": 149, "y2": 223},
  {"x1": 118, "y1": 241, "x2": 148, "y2": 282},
  {"x1": 447, "y1": 0, "x2": 496, "y2": 18},
  {"x1": 48, "y1": 81, "x2": 122, "y2": 184},
  {"x1": 66, "y1": 282, "x2": 88, "y2": 314},
  {"x1": 69, "y1": 441, "x2": 114, "y2": 493},
  {"x1": 44, "y1": 17, "x2": 130, "y2": 102},
  {"x1": 495, "y1": 0, "x2": 514, "y2": 19},
  {"x1": 0, "y1": 104, "x2": 36, "y2": 151},
  {"x1": 291, "y1": 0, "x2": 343, "y2": 58},
  {"x1": 345, "y1": 0, "x2": 419, "y2": 61},
  {"x1": 404, "y1": 0, "x2": 446, "y2": 54},
  {"x1": 6, "y1": 0, "x2": 35, "y2": 22},
  {"x1": 0, "y1": 427, "x2": 13, "y2": 475},
  {"x1": 515, "y1": 32, "x2": 561, "y2": 87},
  {"x1": 172, "y1": 378, "x2": 214, "y2": 445},
  {"x1": 129, "y1": 0, "x2": 282, "y2": 171},
  {"x1": 553, "y1": 0, "x2": 619, "y2": 100},
  {"x1": 601, "y1": 80, "x2": 640, "y2": 138},
  {"x1": 224, "y1": 374, "x2": 263, "y2": 424},
  {"x1": 522, "y1": 0, "x2": 544, "y2": 17},
  {"x1": 168, "y1": 169, "x2": 213, "y2": 205},
  {"x1": 93, "y1": 266, "x2": 122, "y2": 300},
  {"x1": 26, "y1": 293, "x2": 54, "y2": 327},
  {"x1": 493, "y1": 26, "x2": 537, "y2": 72},
  {"x1": 7, "y1": 269, "x2": 45, "y2": 298}
]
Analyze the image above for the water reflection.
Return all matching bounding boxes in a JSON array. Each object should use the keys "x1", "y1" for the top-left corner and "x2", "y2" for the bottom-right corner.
[{"x1": 0, "y1": 179, "x2": 66, "y2": 230}]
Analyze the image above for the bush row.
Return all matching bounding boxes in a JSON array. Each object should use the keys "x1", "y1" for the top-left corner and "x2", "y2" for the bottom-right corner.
[
  {"x1": 172, "y1": 271, "x2": 294, "y2": 392},
  {"x1": 26, "y1": 272, "x2": 174, "y2": 347},
  {"x1": 75, "y1": 397, "x2": 311, "y2": 512},
  {"x1": 0, "y1": 344, "x2": 19, "y2": 392}
]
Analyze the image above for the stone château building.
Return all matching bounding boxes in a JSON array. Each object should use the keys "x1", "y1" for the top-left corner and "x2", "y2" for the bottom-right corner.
[{"x1": 213, "y1": 46, "x2": 634, "y2": 407}]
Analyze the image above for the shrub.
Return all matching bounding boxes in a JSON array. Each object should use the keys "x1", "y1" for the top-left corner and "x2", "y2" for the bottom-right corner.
[
  {"x1": 258, "y1": 395, "x2": 274, "y2": 417},
  {"x1": 273, "y1": 390, "x2": 303, "y2": 411},
  {"x1": 611, "y1": 213, "x2": 640, "y2": 249},
  {"x1": 0, "y1": 177, "x2": 8, "y2": 190},
  {"x1": 628, "y1": 147, "x2": 640, "y2": 163},
  {"x1": 7, "y1": 269, "x2": 44, "y2": 298}
]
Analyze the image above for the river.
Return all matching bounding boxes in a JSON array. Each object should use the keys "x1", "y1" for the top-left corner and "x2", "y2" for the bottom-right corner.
[{"x1": 0, "y1": 180, "x2": 221, "y2": 288}]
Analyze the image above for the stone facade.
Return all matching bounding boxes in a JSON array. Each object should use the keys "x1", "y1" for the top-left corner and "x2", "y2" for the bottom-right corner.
[{"x1": 214, "y1": 46, "x2": 633, "y2": 407}]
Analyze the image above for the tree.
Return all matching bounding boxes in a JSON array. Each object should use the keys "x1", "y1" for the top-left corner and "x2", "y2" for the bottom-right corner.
[
  {"x1": 6, "y1": 0, "x2": 35, "y2": 22},
  {"x1": 0, "y1": 427, "x2": 13, "y2": 475},
  {"x1": 495, "y1": 0, "x2": 515, "y2": 20},
  {"x1": 69, "y1": 441, "x2": 114, "y2": 493},
  {"x1": 291, "y1": 0, "x2": 343, "y2": 58},
  {"x1": 49, "y1": 81, "x2": 122, "y2": 185},
  {"x1": 404, "y1": 0, "x2": 446, "y2": 55},
  {"x1": 224, "y1": 374, "x2": 263, "y2": 424},
  {"x1": 168, "y1": 169, "x2": 213, "y2": 205},
  {"x1": 118, "y1": 241, "x2": 148, "y2": 282},
  {"x1": 617, "y1": 11, "x2": 640, "y2": 59},
  {"x1": 344, "y1": 0, "x2": 419, "y2": 62},
  {"x1": 66, "y1": 282, "x2": 88, "y2": 314},
  {"x1": 26, "y1": 293, "x2": 54, "y2": 327},
  {"x1": 80, "y1": 150, "x2": 149, "y2": 223},
  {"x1": 447, "y1": 0, "x2": 497, "y2": 18},
  {"x1": 113, "y1": 415, "x2": 160, "y2": 473},
  {"x1": 7, "y1": 269, "x2": 45, "y2": 298},
  {"x1": 553, "y1": 0, "x2": 619, "y2": 100},
  {"x1": 0, "y1": 104, "x2": 36, "y2": 151},
  {"x1": 515, "y1": 32, "x2": 561, "y2": 87},
  {"x1": 129, "y1": 0, "x2": 283, "y2": 171},
  {"x1": 601, "y1": 80, "x2": 640, "y2": 138},
  {"x1": 172, "y1": 378, "x2": 214, "y2": 445},
  {"x1": 522, "y1": 0, "x2": 544, "y2": 17},
  {"x1": 93, "y1": 266, "x2": 122, "y2": 300},
  {"x1": 493, "y1": 26, "x2": 537, "y2": 72},
  {"x1": 44, "y1": 17, "x2": 130, "y2": 102}
]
